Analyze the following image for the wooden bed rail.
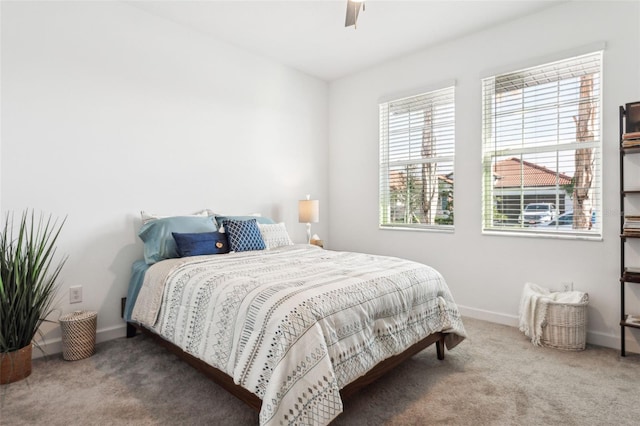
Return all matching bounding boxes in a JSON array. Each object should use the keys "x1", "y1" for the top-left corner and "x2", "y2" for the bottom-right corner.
[{"x1": 126, "y1": 322, "x2": 446, "y2": 413}]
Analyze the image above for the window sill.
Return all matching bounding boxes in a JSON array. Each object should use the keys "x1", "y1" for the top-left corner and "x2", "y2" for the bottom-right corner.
[
  {"x1": 379, "y1": 224, "x2": 454, "y2": 234},
  {"x1": 482, "y1": 229, "x2": 603, "y2": 241}
]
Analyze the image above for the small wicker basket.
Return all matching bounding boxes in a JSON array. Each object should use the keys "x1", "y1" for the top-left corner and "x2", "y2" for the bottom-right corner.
[
  {"x1": 60, "y1": 310, "x2": 97, "y2": 361},
  {"x1": 541, "y1": 294, "x2": 588, "y2": 351}
]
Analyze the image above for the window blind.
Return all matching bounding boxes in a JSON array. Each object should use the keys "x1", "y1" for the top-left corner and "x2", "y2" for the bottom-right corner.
[
  {"x1": 379, "y1": 86, "x2": 455, "y2": 230},
  {"x1": 481, "y1": 51, "x2": 602, "y2": 237}
]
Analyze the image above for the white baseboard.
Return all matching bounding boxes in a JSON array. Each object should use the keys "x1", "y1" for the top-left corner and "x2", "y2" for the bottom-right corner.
[
  {"x1": 32, "y1": 324, "x2": 127, "y2": 359},
  {"x1": 586, "y1": 329, "x2": 640, "y2": 355},
  {"x1": 30, "y1": 308, "x2": 640, "y2": 359},
  {"x1": 457, "y1": 304, "x2": 519, "y2": 327},
  {"x1": 458, "y1": 304, "x2": 640, "y2": 355}
]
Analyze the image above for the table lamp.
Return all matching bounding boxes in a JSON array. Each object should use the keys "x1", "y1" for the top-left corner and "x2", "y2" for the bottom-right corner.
[{"x1": 298, "y1": 195, "x2": 319, "y2": 244}]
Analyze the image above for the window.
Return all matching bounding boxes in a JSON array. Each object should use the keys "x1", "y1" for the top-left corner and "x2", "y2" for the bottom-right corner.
[
  {"x1": 482, "y1": 51, "x2": 602, "y2": 237},
  {"x1": 379, "y1": 86, "x2": 455, "y2": 230}
]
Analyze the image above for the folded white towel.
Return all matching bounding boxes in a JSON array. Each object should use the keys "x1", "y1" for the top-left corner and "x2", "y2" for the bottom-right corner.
[
  {"x1": 551, "y1": 290, "x2": 588, "y2": 304},
  {"x1": 519, "y1": 282, "x2": 552, "y2": 346}
]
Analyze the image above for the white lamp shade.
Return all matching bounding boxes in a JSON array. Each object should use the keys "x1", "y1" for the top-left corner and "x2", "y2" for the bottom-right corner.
[{"x1": 298, "y1": 199, "x2": 319, "y2": 223}]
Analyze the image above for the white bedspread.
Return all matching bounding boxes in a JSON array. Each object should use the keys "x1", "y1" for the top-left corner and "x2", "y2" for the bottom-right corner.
[{"x1": 132, "y1": 244, "x2": 466, "y2": 426}]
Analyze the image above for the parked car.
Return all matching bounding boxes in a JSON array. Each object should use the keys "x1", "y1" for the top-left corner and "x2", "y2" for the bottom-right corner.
[
  {"x1": 519, "y1": 203, "x2": 557, "y2": 226},
  {"x1": 535, "y1": 210, "x2": 596, "y2": 229}
]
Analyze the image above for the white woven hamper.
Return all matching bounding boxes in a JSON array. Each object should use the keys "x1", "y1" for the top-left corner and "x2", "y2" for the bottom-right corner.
[
  {"x1": 541, "y1": 293, "x2": 588, "y2": 351},
  {"x1": 60, "y1": 311, "x2": 97, "y2": 361}
]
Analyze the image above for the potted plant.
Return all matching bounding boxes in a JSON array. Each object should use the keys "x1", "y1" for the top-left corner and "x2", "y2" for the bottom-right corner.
[{"x1": 0, "y1": 210, "x2": 66, "y2": 384}]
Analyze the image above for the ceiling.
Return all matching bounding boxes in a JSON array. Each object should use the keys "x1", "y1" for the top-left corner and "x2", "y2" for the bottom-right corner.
[{"x1": 128, "y1": 0, "x2": 565, "y2": 82}]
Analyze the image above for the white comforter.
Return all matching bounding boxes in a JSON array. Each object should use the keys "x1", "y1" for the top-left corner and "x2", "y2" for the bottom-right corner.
[{"x1": 132, "y1": 244, "x2": 465, "y2": 426}]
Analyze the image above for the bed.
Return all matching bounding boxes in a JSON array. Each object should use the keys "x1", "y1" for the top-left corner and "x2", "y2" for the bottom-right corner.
[{"x1": 124, "y1": 213, "x2": 466, "y2": 426}]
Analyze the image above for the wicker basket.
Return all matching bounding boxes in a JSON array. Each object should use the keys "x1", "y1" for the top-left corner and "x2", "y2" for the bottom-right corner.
[
  {"x1": 60, "y1": 311, "x2": 97, "y2": 361},
  {"x1": 541, "y1": 294, "x2": 588, "y2": 351}
]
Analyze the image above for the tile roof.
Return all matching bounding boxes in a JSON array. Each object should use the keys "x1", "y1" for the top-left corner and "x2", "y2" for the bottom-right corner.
[
  {"x1": 388, "y1": 158, "x2": 570, "y2": 190},
  {"x1": 388, "y1": 170, "x2": 453, "y2": 190},
  {"x1": 493, "y1": 157, "x2": 572, "y2": 188}
]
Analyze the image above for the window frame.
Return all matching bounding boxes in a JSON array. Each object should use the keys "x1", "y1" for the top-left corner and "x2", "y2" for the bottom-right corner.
[
  {"x1": 481, "y1": 51, "x2": 603, "y2": 239},
  {"x1": 379, "y1": 85, "x2": 455, "y2": 232}
]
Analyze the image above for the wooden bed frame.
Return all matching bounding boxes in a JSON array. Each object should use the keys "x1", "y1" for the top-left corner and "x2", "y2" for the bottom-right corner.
[{"x1": 126, "y1": 322, "x2": 445, "y2": 412}]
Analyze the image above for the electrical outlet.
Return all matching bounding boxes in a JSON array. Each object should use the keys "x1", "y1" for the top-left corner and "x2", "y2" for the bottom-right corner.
[
  {"x1": 561, "y1": 281, "x2": 573, "y2": 292},
  {"x1": 69, "y1": 286, "x2": 82, "y2": 304}
]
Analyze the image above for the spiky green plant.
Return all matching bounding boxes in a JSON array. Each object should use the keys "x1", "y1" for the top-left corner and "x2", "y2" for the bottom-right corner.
[{"x1": 0, "y1": 211, "x2": 67, "y2": 353}]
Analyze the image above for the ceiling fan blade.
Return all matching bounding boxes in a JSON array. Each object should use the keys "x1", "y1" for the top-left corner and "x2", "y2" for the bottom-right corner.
[{"x1": 345, "y1": 0, "x2": 363, "y2": 27}]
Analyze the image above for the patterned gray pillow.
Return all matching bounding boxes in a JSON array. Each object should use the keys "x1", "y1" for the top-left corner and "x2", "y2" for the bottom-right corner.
[{"x1": 258, "y1": 223, "x2": 294, "y2": 249}]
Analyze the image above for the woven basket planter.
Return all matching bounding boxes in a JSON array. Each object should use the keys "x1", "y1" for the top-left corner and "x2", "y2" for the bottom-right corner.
[
  {"x1": 60, "y1": 311, "x2": 97, "y2": 361},
  {"x1": 0, "y1": 344, "x2": 32, "y2": 384},
  {"x1": 541, "y1": 294, "x2": 588, "y2": 351}
]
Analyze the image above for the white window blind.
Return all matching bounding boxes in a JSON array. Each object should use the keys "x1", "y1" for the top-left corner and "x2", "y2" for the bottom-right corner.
[
  {"x1": 379, "y1": 86, "x2": 455, "y2": 230},
  {"x1": 482, "y1": 51, "x2": 602, "y2": 237}
]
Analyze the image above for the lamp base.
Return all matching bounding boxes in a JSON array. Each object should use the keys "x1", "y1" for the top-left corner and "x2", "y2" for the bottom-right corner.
[{"x1": 310, "y1": 239, "x2": 323, "y2": 248}]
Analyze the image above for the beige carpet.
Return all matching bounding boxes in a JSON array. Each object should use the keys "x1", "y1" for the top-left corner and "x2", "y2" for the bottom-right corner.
[{"x1": 2, "y1": 317, "x2": 640, "y2": 425}]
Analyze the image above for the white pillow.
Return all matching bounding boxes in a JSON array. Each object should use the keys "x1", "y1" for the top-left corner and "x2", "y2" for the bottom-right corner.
[
  {"x1": 258, "y1": 222, "x2": 294, "y2": 249},
  {"x1": 140, "y1": 209, "x2": 215, "y2": 225}
]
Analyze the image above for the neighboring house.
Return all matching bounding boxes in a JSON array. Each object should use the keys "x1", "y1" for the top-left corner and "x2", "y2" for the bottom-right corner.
[
  {"x1": 389, "y1": 158, "x2": 573, "y2": 226},
  {"x1": 492, "y1": 157, "x2": 573, "y2": 224},
  {"x1": 387, "y1": 170, "x2": 453, "y2": 225}
]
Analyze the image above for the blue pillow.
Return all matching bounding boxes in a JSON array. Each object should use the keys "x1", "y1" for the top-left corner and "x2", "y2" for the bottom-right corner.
[
  {"x1": 214, "y1": 215, "x2": 275, "y2": 228},
  {"x1": 223, "y1": 219, "x2": 266, "y2": 252},
  {"x1": 138, "y1": 216, "x2": 218, "y2": 264},
  {"x1": 172, "y1": 231, "x2": 229, "y2": 257}
]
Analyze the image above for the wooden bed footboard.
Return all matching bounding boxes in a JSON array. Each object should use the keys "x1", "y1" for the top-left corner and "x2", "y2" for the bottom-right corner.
[{"x1": 126, "y1": 322, "x2": 446, "y2": 412}]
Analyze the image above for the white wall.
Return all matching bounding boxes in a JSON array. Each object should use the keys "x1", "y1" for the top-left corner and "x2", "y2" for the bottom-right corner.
[
  {"x1": 1, "y1": 2, "x2": 329, "y2": 351},
  {"x1": 328, "y1": 1, "x2": 640, "y2": 351}
]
